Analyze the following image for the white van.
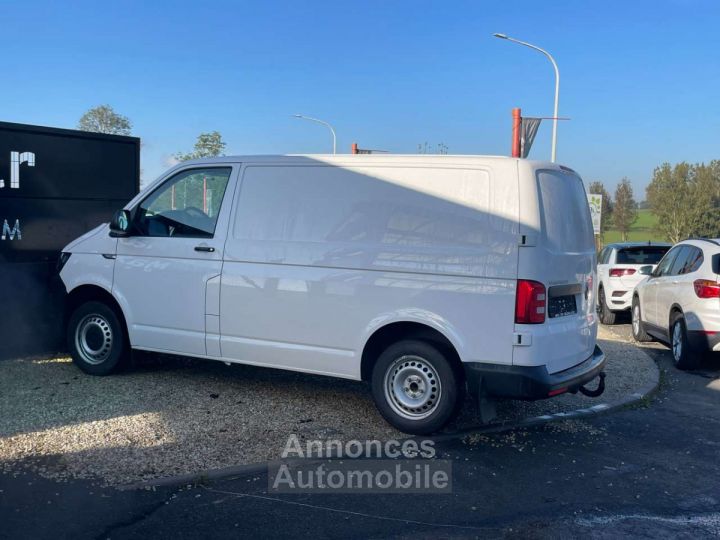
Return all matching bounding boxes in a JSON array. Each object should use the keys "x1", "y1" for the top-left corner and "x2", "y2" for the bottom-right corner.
[{"x1": 59, "y1": 155, "x2": 605, "y2": 434}]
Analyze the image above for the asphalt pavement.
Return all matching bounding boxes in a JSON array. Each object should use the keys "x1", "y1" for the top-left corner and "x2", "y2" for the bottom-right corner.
[{"x1": 2, "y1": 324, "x2": 719, "y2": 539}]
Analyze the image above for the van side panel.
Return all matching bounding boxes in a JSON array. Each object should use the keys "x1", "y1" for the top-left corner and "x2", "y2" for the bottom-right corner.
[
  {"x1": 219, "y1": 160, "x2": 519, "y2": 378},
  {"x1": 514, "y1": 161, "x2": 597, "y2": 374}
]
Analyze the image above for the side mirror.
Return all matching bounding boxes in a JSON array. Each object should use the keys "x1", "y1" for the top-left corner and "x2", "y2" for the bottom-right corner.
[
  {"x1": 639, "y1": 265, "x2": 653, "y2": 276},
  {"x1": 109, "y1": 209, "x2": 131, "y2": 237}
]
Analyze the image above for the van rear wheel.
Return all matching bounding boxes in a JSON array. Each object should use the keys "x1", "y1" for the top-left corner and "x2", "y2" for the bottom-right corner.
[
  {"x1": 67, "y1": 301, "x2": 128, "y2": 376},
  {"x1": 371, "y1": 340, "x2": 462, "y2": 435}
]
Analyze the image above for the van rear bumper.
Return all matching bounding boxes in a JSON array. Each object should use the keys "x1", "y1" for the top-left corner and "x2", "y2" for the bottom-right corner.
[{"x1": 464, "y1": 345, "x2": 606, "y2": 401}]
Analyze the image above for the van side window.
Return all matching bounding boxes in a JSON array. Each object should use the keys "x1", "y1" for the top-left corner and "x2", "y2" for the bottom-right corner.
[{"x1": 134, "y1": 167, "x2": 231, "y2": 238}]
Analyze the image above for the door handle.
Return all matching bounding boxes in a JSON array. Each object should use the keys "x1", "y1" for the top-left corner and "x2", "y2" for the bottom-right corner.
[{"x1": 194, "y1": 245, "x2": 215, "y2": 253}]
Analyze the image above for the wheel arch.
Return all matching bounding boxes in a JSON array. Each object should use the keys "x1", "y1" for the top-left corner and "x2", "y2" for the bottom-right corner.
[
  {"x1": 65, "y1": 284, "x2": 129, "y2": 338},
  {"x1": 360, "y1": 321, "x2": 463, "y2": 382},
  {"x1": 669, "y1": 303, "x2": 684, "y2": 329}
]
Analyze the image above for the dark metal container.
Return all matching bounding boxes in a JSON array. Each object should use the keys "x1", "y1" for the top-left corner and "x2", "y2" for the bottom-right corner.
[{"x1": 0, "y1": 121, "x2": 140, "y2": 360}]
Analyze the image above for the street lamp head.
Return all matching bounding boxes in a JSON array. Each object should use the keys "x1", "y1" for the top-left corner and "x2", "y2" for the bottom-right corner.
[{"x1": 491, "y1": 32, "x2": 559, "y2": 161}]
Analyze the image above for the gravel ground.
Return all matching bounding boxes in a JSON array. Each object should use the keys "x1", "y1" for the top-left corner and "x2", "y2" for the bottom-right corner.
[{"x1": 0, "y1": 325, "x2": 659, "y2": 486}]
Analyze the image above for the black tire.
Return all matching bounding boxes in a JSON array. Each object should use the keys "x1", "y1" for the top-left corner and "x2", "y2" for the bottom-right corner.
[
  {"x1": 631, "y1": 297, "x2": 652, "y2": 342},
  {"x1": 598, "y1": 287, "x2": 617, "y2": 325},
  {"x1": 67, "y1": 301, "x2": 129, "y2": 375},
  {"x1": 670, "y1": 313, "x2": 701, "y2": 371},
  {"x1": 371, "y1": 339, "x2": 463, "y2": 435}
]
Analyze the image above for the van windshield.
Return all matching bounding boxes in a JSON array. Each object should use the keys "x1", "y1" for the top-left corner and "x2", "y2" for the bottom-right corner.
[
  {"x1": 616, "y1": 246, "x2": 669, "y2": 265},
  {"x1": 536, "y1": 170, "x2": 594, "y2": 253}
]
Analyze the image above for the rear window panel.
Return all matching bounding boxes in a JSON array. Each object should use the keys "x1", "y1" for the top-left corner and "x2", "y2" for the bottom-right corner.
[
  {"x1": 668, "y1": 246, "x2": 691, "y2": 275},
  {"x1": 616, "y1": 246, "x2": 670, "y2": 265},
  {"x1": 674, "y1": 246, "x2": 703, "y2": 274},
  {"x1": 536, "y1": 170, "x2": 594, "y2": 253}
]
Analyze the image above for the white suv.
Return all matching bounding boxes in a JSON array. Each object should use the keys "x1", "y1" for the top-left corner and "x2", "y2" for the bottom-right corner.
[
  {"x1": 632, "y1": 239, "x2": 720, "y2": 369},
  {"x1": 597, "y1": 242, "x2": 671, "y2": 324}
]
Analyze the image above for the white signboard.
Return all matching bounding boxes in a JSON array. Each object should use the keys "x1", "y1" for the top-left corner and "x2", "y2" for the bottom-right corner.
[{"x1": 587, "y1": 193, "x2": 602, "y2": 236}]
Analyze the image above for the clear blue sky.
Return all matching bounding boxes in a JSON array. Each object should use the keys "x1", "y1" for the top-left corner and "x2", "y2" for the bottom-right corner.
[{"x1": 2, "y1": 0, "x2": 718, "y2": 196}]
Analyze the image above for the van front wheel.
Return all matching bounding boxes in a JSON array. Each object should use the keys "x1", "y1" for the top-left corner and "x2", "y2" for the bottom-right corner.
[
  {"x1": 371, "y1": 340, "x2": 462, "y2": 435},
  {"x1": 67, "y1": 301, "x2": 128, "y2": 376}
]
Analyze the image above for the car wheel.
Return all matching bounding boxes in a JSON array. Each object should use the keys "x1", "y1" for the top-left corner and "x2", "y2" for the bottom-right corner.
[
  {"x1": 631, "y1": 297, "x2": 652, "y2": 342},
  {"x1": 67, "y1": 301, "x2": 129, "y2": 376},
  {"x1": 670, "y1": 313, "x2": 700, "y2": 370},
  {"x1": 598, "y1": 287, "x2": 616, "y2": 325},
  {"x1": 371, "y1": 339, "x2": 463, "y2": 435}
]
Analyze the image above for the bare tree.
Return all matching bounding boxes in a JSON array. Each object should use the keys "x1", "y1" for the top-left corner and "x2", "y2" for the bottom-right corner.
[{"x1": 417, "y1": 142, "x2": 449, "y2": 155}]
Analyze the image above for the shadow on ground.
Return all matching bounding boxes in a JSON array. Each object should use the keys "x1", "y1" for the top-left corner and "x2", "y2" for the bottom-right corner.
[{"x1": 0, "y1": 326, "x2": 661, "y2": 485}]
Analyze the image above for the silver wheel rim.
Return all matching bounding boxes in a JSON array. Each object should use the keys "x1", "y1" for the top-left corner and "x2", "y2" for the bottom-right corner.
[
  {"x1": 75, "y1": 314, "x2": 113, "y2": 365},
  {"x1": 632, "y1": 304, "x2": 640, "y2": 335},
  {"x1": 384, "y1": 355, "x2": 442, "y2": 420},
  {"x1": 672, "y1": 322, "x2": 682, "y2": 362}
]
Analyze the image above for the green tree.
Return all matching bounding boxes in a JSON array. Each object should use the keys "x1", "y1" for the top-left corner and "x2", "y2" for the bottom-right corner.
[
  {"x1": 613, "y1": 178, "x2": 638, "y2": 241},
  {"x1": 687, "y1": 160, "x2": 720, "y2": 238},
  {"x1": 587, "y1": 181, "x2": 613, "y2": 239},
  {"x1": 646, "y1": 162, "x2": 694, "y2": 244},
  {"x1": 77, "y1": 105, "x2": 132, "y2": 135},
  {"x1": 175, "y1": 131, "x2": 227, "y2": 161}
]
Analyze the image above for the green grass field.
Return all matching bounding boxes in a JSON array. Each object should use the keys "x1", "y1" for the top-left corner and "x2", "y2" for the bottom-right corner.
[{"x1": 602, "y1": 209, "x2": 667, "y2": 244}]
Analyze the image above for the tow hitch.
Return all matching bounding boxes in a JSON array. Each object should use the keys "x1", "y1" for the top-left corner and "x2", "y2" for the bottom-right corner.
[{"x1": 576, "y1": 371, "x2": 606, "y2": 398}]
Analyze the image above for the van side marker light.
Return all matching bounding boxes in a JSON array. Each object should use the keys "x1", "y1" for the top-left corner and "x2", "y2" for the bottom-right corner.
[
  {"x1": 513, "y1": 332, "x2": 532, "y2": 346},
  {"x1": 518, "y1": 233, "x2": 537, "y2": 246}
]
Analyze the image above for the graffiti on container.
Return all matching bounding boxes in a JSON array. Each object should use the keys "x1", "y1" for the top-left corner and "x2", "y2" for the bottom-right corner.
[
  {"x1": 2, "y1": 219, "x2": 21, "y2": 240},
  {"x1": 1, "y1": 151, "x2": 35, "y2": 241},
  {"x1": 0, "y1": 151, "x2": 35, "y2": 189}
]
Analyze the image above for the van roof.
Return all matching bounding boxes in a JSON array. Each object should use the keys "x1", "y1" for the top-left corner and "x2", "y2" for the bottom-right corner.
[{"x1": 177, "y1": 154, "x2": 568, "y2": 169}]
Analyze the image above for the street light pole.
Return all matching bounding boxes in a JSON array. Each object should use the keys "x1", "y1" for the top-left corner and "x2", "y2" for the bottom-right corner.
[
  {"x1": 493, "y1": 33, "x2": 560, "y2": 162},
  {"x1": 292, "y1": 114, "x2": 337, "y2": 154}
]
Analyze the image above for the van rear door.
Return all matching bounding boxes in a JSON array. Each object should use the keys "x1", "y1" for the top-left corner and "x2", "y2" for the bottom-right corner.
[{"x1": 515, "y1": 164, "x2": 597, "y2": 374}]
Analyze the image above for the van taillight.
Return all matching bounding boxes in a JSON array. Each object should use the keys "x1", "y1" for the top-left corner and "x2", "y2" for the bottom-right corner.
[
  {"x1": 609, "y1": 268, "x2": 636, "y2": 277},
  {"x1": 515, "y1": 280, "x2": 546, "y2": 324},
  {"x1": 693, "y1": 279, "x2": 720, "y2": 298}
]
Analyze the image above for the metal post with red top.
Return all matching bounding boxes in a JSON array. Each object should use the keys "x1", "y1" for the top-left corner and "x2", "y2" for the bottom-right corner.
[{"x1": 511, "y1": 108, "x2": 522, "y2": 158}]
